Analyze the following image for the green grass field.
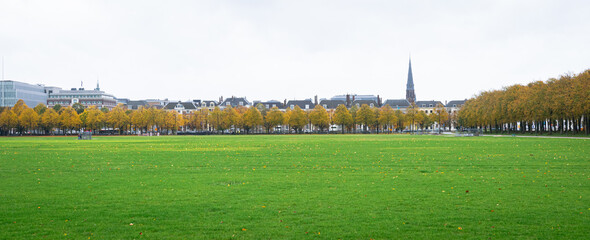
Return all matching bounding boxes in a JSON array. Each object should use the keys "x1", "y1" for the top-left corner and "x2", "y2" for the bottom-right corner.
[{"x1": 0, "y1": 135, "x2": 588, "y2": 239}]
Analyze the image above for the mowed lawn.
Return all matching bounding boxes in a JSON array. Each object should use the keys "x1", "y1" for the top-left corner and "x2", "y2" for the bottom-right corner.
[{"x1": 0, "y1": 135, "x2": 588, "y2": 239}]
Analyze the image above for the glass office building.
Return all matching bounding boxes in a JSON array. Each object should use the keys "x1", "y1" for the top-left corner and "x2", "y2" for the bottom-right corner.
[{"x1": 0, "y1": 80, "x2": 48, "y2": 108}]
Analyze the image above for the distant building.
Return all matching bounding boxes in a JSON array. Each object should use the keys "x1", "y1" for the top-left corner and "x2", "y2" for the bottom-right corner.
[
  {"x1": 331, "y1": 94, "x2": 378, "y2": 101},
  {"x1": 0, "y1": 80, "x2": 51, "y2": 107},
  {"x1": 127, "y1": 100, "x2": 149, "y2": 110},
  {"x1": 383, "y1": 99, "x2": 411, "y2": 111},
  {"x1": 219, "y1": 96, "x2": 250, "y2": 109},
  {"x1": 352, "y1": 99, "x2": 378, "y2": 108},
  {"x1": 164, "y1": 101, "x2": 197, "y2": 114},
  {"x1": 416, "y1": 100, "x2": 444, "y2": 114},
  {"x1": 446, "y1": 100, "x2": 466, "y2": 114},
  {"x1": 286, "y1": 99, "x2": 314, "y2": 110},
  {"x1": 330, "y1": 94, "x2": 382, "y2": 108},
  {"x1": 319, "y1": 99, "x2": 345, "y2": 110},
  {"x1": 116, "y1": 98, "x2": 130, "y2": 105},
  {"x1": 47, "y1": 83, "x2": 117, "y2": 110},
  {"x1": 253, "y1": 100, "x2": 284, "y2": 110},
  {"x1": 200, "y1": 100, "x2": 218, "y2": 110},
  {"x1": 145, "y1": 99, "x2": 168, "y2": 109}
]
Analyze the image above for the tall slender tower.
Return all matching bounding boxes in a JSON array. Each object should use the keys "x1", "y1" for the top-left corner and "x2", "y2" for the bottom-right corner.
[{"x1": 405, "y1": 58, "x2": 416, "y2": 103}]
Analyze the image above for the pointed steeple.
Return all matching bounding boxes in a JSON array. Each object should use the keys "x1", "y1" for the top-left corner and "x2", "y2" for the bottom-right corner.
[
  {"x1": 95, "y1": 78, "x2": 100, "y2": 91},
  {"x1": 405, "y1": 57, "x2": 416, "y2": 103}
]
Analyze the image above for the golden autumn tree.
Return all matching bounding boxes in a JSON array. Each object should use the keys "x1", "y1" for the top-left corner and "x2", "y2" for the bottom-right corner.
[
  {"x1": 371, "y1": 107, "x2": 381, "y2": 133},
  {"x1": 59, "y1": 107, "x2": 81, "y2": 134},
  {"x1": 18, "y1": 108, "x2": 39, "y2": 134},
  {"x1": 223, "y1": 107, "x2": 240, "y2": 132},
  {"x1": 130, "y1": 107, "x2": 148, "y2": 133},
  {"x1": 283, "y1": 109, "x2": 291, "y2": 132},
  {"x1": 209, "y1": 106, "x2": 225, "y2": 133},
  {"x1": 288, "y1": 106, "x2": 307, "y2": 133},
  {"x1": 457, "y1": 69, "x2": 590, "y2": 135},
  {"x1": 333, "y1": 104, "x2": 353, "y2": 133},
  {"x1": 33, "y1": 103, "x2": 47, "y2": 115},
  {"x1": 265, "y1": 107, "x2": 284, "y2": 133},
  {"x1": 309, "y1": 104, "x2": 330, "y2": 132},
  {"x1": 355, "y1": 104, "x2": 375, "y2": 132},
  {"x1": 242, "y1": 106, "x2": 263, "y2": 133},
  {"x1": 348, "y1": 104, "x2": 359, "y2": 132},
  {"x1": 378, "y1": 104, "x2": 397, "y2": 133},
  {"x1": 394, "y1": 109, "x2": 405, "y2": 132},
  {"x1": 405, "y1": 103, "x2": 419, "y2": 132},
  {"x1": 82, "y1": 106, "x2": 105, "y2": 133},
  {"x1": 198, "y1": 108, "x2": 210, "y2": 131},
  {"x1": 165, "y1": 110, "x2": 184, "y2": 134},
  {"x1": 147, "y1": 107, "x2": 162, "y2": 133},
  {"x1": 432, "y1": 103, "x2": 449, "y2": 133},
  {"x1": 107, "y1": 104, "x2": 130, "y2": 134},
  {"x1": 40, "y1": 108, "x2": 60, "y2": 134},
  {"x1": 0, "y1": 109, "x2": 18, "y2": 135},
  {"x1": 185, "y1": 111, "x2": 199, "y2": 131},
  {"x1": 12, "y1": 99, "x2": 27, "y2": 116},
  {"x1": 152, "y1": 108, "x2": 166, "y2": 133}
]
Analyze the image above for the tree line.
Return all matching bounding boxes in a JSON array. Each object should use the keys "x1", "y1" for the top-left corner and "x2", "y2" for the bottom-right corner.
[
  {"x1": 0, "y1": 100, "x2": 453, "y2": 136},
  {"x1": 457, "y1": 69, "x2": 590, "y2": 135}
]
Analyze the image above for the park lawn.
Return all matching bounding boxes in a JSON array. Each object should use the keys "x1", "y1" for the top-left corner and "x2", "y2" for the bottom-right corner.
[{"x1": 0, "y1": 135, "x2": 588, "y2": 239}]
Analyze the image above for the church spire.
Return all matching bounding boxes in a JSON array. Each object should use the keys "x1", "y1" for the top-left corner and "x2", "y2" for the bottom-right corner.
[
  {"x1": 406, "y1": 57, "x2": 416, "y2": 103},
  {"x1": 95, "y1": 78, "x2": 100, "y2": 91}
]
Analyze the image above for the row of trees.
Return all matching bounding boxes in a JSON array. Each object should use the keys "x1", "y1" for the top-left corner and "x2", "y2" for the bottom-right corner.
[
  {"x1": 0, "y1": 99, "x2": 453, "y2": 135},
  {"x1": 457, "y1": 69, "x2": 590, "y2": 135}
]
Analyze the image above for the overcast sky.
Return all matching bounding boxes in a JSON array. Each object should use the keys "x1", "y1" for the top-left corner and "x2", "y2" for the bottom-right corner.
[{"x1": 1, "y1": 0, "x2": 589, "y2": 102}]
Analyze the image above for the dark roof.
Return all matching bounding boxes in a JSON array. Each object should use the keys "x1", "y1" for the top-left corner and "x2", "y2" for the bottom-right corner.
[
  {"x1": 416, "y1": 100, "x2": 444, "y2": 108},
  {"x1": 253, "y1": 100, "x2": 285, "y2": 109},
  {"x1": 286, "y1": 100, "x2": 314, "y2": 110},
  {"x1": 331, "y1": 94, "x2": 378, "y2": 101},
  {"x1": 383, "y1": 99, "x2": 410, "y2": 108},
  {"x1": 127, "y1": 100, "x2": 148, "y2": 110},
  {"x1": 164, "y1": 101, "x2": 197, "y2": 110},
  {"x1": 220, "y1": 97, "x2": 249, "y2": 107},
  {"x1": 352, "y1": 100, "x2": 378, "y2": 107},
  {"x1": 446, "y1": 100, "x2": 466, "y2": 108},
  {"x1": 319, "y1": 100, "x2": 345, "y2": 109},
  {"x1": 201, "y1": 100, "x2": 218, "y2": 107}
]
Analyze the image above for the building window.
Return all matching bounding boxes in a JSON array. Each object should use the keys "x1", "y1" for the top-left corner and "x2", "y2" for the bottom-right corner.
[
  {"x1": 323, "y1": 104, "x2": 327, "y2": 108},
  {"x1": 226, "y1": 102, "x2": 230, "y2": 106},
  {"x1": 272, "y1": 104, "x2": 276, "y2": 107},
  {"x1": 453, "y1": 104, "x2": 457, "y2": 107},
  {"x1": 305, "y1": 104, "x2": 309, "y2": 109},
  {"x1": 239, "y1": 101, "x2": 244, "y2": 106},
  {"x1": 290, "y1": 105, "x2": 294, "y2": 110},
  {"x1": 429, "y1": 104, "x2": 433, "y2": 107},
  {"x1": 265, "y1": 104, "x2": 269, "y2": 108},
  {"x1": 370, "y1": 103, "x2": 374, "y2": 107},
  {"x1": 422, "y1": 104, "x2": 426, "y2": 107}
]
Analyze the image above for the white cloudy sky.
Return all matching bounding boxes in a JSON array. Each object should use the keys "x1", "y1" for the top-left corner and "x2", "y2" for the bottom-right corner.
[{"x1": 1, "y1": 0, "x2": 589, "y2": 102}]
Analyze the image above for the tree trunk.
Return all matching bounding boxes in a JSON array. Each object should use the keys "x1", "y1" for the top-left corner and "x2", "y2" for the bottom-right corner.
[
  {"x1": 585, "y1": 114, "x2": 589, "y2": 135},
  {"x1": 559, "y1": 118, "x2": 563, "y2": 134}
]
